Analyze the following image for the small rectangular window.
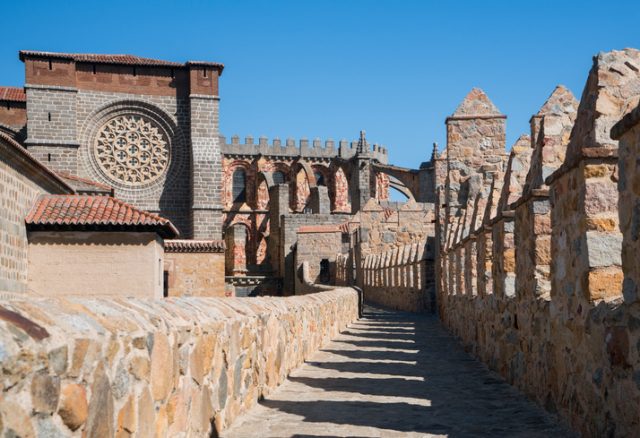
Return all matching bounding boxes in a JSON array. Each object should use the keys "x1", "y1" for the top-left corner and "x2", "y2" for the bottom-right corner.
[
  {"x1": 47, "y1": 112, "x2": 51, "y2": 122},
  {"x1": 203, "y1": 69, "x2": 208, "y2": 78},
  {"x1": 48, "y1": 60, "x2": 52, "y2": 70}
]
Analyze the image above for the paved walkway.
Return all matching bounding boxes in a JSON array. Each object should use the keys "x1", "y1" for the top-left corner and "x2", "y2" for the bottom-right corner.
[{"x1": 224, "y1": 306, "x2": 574, "y2": 437}]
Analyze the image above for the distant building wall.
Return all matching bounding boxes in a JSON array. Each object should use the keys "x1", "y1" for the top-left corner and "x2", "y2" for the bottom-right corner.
[
  {"x1": 28, "y1": 231, "x2": 164, "y2": 298},
  {"x1": 164, "y1": 240, "x2": 226, "y2": 297}
]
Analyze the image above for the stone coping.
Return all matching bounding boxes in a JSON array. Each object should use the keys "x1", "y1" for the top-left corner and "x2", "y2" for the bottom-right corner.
[{"x1": 164, "y1": 239, "x2": 225, "y2": 253}]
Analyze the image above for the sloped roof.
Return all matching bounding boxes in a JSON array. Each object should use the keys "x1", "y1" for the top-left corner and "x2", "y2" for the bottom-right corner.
[
  {"x1": 450, "y1": 88, "x2": 504, "y2": 119},
  {"x1": 19, "y1": 50, "x2": 224, "y2": 72},
  {"x1": 536, "y1": 85, "x2": 579, "y2": 117},
  {"x1": 0, "y1": 87, "x2": 26, "y2": 102},
  {"x1": 26, "y1": 195, "x2": 179, "y2": 238}
]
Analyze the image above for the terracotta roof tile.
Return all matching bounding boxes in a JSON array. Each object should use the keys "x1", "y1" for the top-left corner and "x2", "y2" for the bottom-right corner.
[
  {"x1": 25, "y1": 195, "x2": 179, "y2": 238},
  {"x1": 0, "y1": 87, "x2": 26, "y2": 102},
  {"x1": 19, "y1": 50, "x2": 224, "y2": 72},
  {"x1": 164, "y1": 239, "x2": 225, "y2": 253}
]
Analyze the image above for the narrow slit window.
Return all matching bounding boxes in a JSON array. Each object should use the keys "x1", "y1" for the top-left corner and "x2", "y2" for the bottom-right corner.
[
  {"x1": 92, "y1": 64, "x2": 97, "y2": 74},
  {"x1": 203, "y1": 69, "x2": 208, "y2": 78},
  {"x1": 133, "y1": 67, "x2": 137, "y2": 77},
  {"x1": 47, "y1": 112, "x2": 51, "y2": 122},
  {"x1": 48, "y1": 60, "x2": 52, "y2": 70}
]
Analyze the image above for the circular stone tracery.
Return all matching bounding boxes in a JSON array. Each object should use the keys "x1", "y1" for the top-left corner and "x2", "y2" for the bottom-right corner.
[{"x1": 93, "y1": 114, "x2": 170, "y2": 186}]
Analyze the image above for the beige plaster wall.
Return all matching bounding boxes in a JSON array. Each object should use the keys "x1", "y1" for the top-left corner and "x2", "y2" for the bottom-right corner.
[
  {"x1": 28, "y1": 231, "x2": 163, "y2": 298},
  {"x1": 164, "y1": 252, "x2": 225, "y2": 297}
]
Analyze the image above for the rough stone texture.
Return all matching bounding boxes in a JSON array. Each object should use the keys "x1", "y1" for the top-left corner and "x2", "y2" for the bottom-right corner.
[
  {"x1": 164, "y1": 250, "x2": 225, "y2": 297},
  {"x1": 436, "y1": 49, "x2": 640, "y2": 438},
  {"x1": 0, "y1": 288, "x2": 358, "y2": 436},
  {"x1": 226, "y1": 306, "x2": 572, "y2": 437},
  {"x1": 295, "y1": 227, "x2": 343, "y2": 294}
]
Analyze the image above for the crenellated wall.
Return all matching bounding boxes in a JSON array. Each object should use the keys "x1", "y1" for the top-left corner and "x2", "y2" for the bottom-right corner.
[
  {"x1": 0, "y1": 288, "x2": 359, "y2": 437},
  {"x1": 436, "y1": 49, "x2": 640, "y2": 437},
  {"x1": 221, "y1": 135, "x2": 388, "y2": 163}
]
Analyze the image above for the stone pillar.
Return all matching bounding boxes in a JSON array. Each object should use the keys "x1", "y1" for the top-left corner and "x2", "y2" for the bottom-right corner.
[
  {"x1": 189, "y1": 64, "x2": 223, "y2": 239},
  {"x1": 352, "y1": 131, "x2": 372, "y2": 212},
  {"x1": 309, "y1": 186, "x2": 330, "y2": 214},
  {"x1": 225, "y1": 225, "x2": 248, "y2": 276}
]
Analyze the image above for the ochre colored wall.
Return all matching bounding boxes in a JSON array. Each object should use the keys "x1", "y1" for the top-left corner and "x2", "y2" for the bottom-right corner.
[
  {"x1": 28, "y1": 231, "x2": 164, "y2": 298},
  {"x1": 164, "y1": 252, "x2": 225, "y2": 297}
]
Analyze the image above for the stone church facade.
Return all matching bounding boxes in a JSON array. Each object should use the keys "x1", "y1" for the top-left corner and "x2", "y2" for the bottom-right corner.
[
  {"x1": 0, "y1": 50, "x2": 405, "y2": 294},
  {"x1": 14, "y1": 51, "x2": 223, "y2": 239}
]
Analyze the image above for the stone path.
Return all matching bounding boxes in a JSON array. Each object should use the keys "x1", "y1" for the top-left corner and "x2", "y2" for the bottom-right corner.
[{"x1": 224, "y1": 306, "x2": 574, "y2": 437}]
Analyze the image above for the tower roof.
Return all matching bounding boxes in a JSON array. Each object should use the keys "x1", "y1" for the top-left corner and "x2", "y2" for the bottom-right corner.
[
  {"x1": 449, "y1": 88, "x2": 504, "y2": 119},
  {"x1": 535, "y1": 85, "x2": 579, "y2": 117}
]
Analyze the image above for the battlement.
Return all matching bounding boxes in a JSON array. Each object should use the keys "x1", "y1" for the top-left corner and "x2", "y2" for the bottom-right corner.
[{"x1": 220, "y1": 135, "x2": 388, "y2": 163}]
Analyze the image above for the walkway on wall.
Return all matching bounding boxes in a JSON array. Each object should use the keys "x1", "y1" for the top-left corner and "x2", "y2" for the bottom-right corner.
[{"x1": 224, "y1": 306, "x2": 573, "y2": 437}]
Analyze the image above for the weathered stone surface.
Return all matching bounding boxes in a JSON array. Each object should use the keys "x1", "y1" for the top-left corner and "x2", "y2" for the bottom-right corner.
[
  {"x1": 30, "y1": 371, "x2": 60, "y2": 414},
  {"x1": 150, "y1": 332, "x2": 173, "y2": 402},
  {"x1": 58, "y1": 383, "x2": 88, "y2": 431},
  {"x1": 226, "y1": 307, "x2": 572, "y2": 437},
  {"x1": 0, "y1": 289, "x2": 359, "y2": 436},
  {"x1": 85, "y1": 365, "x2": 114, "y2": 438}
]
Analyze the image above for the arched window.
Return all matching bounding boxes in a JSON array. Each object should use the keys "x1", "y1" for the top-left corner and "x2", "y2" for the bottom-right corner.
[
  {"x1": 232, "y1": 168, "x2": 246, "y2": 203},
  {"x1": 314, "y1": 171, "x2": 326, "y2": 186},
  {"x1": 273, "y1": 171, "x2": 286, "y2": 185}
]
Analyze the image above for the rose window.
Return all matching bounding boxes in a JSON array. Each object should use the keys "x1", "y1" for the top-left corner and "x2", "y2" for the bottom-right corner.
[{"x1": 93, "y1": 115, "x2": 170, "y2": 186}]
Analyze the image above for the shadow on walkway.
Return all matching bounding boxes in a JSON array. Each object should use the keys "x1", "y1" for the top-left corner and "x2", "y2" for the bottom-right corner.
[{"x1": 223, "y1": 305, "x2": 574, "y2": 437}]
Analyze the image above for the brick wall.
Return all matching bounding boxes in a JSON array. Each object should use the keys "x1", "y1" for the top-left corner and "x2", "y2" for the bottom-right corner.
[{"x1": 0, "y1": 135, "x2": 70, "y2": 297}]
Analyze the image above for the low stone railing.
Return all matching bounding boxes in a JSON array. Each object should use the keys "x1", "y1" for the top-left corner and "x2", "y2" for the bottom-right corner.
[
  {"x1": 360, "y1": 240, "x2": 435, "y2": 312},
  {"x1": 0, "y1": 288, "x2": 359, "y2": 437}
]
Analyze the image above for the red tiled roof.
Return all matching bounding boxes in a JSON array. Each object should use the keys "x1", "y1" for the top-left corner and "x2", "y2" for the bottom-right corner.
[
  {"x1": 164, "y1": 239, "x2": 225, "y2": 253},
  {"x1": 19, "y1": 50, "x2": 224, "y2": 72},
  {"x1": 26, "y1": 195, "x2": 179, "y2": 238},
  {"x1": 0, "y1": 87, "x2": 26, "y2": 102},
  {"x1": 298, "y1": 224, "x2": 342, "y2": 234}
]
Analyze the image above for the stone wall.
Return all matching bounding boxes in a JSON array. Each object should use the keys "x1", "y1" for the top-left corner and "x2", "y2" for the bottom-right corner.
[
  {"x1": 0, "y1": 288, "x2": 359, "y2": 437},
  {"x1": 436, "y1": 49, "x2": 640, "y2": 437},
  {"x1": 361, "y1": 239, "x2": 433, "y2": 312},
  {"x1": 0, "y1": 133, "x2": 71, "y2": 298},
  {"x1": 295, "y1": 226, "x2": 344, "y2": 294},
  {"x1": 163, "y1": 240, "x2": 226, "y2": 298}
]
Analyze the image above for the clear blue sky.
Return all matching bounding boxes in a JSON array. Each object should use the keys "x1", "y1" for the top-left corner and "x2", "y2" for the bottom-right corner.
[{"x1": 2, "y1": 0, "x2": 639, "y2": 169}]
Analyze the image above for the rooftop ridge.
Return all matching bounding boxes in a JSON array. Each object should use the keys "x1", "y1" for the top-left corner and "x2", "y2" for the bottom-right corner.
[{"x1": 18, "y1": 50, "x2": 224, "y2": 71}]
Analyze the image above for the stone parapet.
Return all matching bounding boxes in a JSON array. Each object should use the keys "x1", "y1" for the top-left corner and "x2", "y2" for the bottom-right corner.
[
  {"x1": 0, "y1": 288, "x2": 359, "y2": 436},
  {"x1": 221, "y1": 135, "x2": 389, "y2": 164}
]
